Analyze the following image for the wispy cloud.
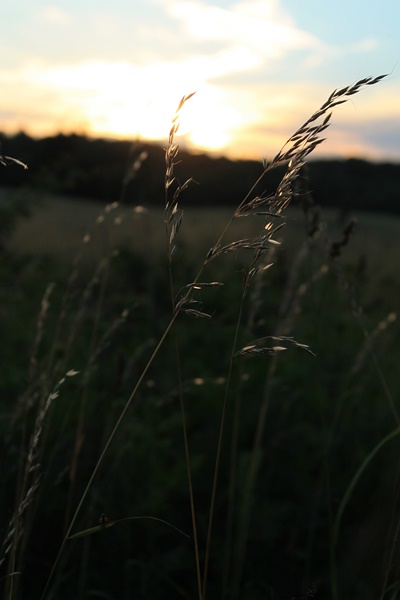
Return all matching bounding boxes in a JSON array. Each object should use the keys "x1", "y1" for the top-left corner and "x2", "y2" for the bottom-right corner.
[
  {"x1": 169, "y1": 0, "x2": 318, "y2": 53},
  {"x1": 39, "y1": 6, "x2": 73, "y2": 25}
]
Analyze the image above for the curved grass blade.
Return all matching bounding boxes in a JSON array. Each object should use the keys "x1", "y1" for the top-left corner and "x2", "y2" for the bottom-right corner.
[
  {"x1": 333, "y1": 426, "x2": 400, "y2": 546},
  {"x1": 331, "y1": 427, "x2": 400, "y2": 599},
  {"x1": 68, "y1": 516, "x2": 189, "y2": 540}
]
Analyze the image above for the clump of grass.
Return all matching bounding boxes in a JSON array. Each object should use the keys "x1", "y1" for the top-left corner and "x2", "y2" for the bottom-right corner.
[{"x1": 1, "y1": 371, "x2": 78, "y2": 598}]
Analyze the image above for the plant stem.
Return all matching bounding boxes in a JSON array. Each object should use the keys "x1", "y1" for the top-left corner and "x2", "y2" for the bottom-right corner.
[{"x1": 40, "y1": 311, "x2": 179, "y2": 599}]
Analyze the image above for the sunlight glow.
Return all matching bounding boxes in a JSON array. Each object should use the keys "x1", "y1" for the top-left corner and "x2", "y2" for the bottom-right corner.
[
  {"x1": 0, "y1": 0, "x2": 321, "y2": 155},
  {"x1": 0, "y1": 0, "x2": 399, "y2": 162},
  {"x1": 30, "y1": 60, "x2": 262, "y2": 153},
  {"x1": 1, "y1": 57, "x2": 397, "y2": 161},
  {"x1": 178, "y1": 86, "x2": 260, "y2": 153},
  {"x1": 36, "y1": 60, "x2": 196, "y2": 139}
]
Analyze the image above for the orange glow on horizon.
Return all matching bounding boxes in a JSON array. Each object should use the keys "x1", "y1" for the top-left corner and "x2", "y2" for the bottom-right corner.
[{"x1": 0, "y1": 59, "x2": 398, "y2": 162}]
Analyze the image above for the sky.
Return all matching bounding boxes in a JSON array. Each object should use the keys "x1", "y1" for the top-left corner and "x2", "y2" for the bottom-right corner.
[{"x1": 1, "y1": 0, "x2": 399, "y2": 162}]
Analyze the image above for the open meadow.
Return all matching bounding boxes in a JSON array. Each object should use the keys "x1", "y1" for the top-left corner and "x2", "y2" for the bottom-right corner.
[
  {"x1": 1, "y1": 78, "x2": 400, "y2": 600},
  {"x1": 1, "y1": 185, "x2": 400, "y2": 600}
]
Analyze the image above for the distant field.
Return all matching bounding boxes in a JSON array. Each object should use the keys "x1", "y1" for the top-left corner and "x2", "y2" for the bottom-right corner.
[
  {"x1": 4, "y1": 187, "x2": 400, "y2": 264},
  {"x1": 4, "y1": 187, "x2": 399, "y2": 310}
]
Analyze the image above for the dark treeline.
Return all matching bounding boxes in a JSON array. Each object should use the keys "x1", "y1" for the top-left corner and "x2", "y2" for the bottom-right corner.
[{"x1": 1, "y1": 131, "x2": 400, "y2": 213}]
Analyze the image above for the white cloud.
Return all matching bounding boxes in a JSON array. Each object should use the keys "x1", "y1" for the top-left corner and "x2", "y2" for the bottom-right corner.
[
  {"x1": 39, "y1": 6, "x2": 73, "y2": 25},
  {"x1": 168, "y1": 0, "x2": 319, "y2": 60},
  {"x1": 351, "y1": 38, "x2": 380, "y2": 53}
]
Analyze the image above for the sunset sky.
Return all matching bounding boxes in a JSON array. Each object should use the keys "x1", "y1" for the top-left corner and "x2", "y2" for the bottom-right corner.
[{"x1": 1, "y1": 0, "x2": 399, "y2": 161}]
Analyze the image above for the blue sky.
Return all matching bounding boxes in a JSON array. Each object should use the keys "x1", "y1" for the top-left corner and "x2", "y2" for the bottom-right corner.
[{"x1": 1, "y1": 0, "x2": 399, "y2": 161}]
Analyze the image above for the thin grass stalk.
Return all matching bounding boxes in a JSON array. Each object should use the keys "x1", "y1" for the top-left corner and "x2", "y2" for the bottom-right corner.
[
  {"x1": 173, "y1": 328, "x2": 203, "y2": 600},
  {"x1": 222, "y1": 254, "x2": 274, "y2": 597},
  {"x1": 41, "y1": 231, "x2": 92, "y2": 382},
  {"x1": 328, "y1": 256, "x2": 398, "y2": 424},
  {"x1": 326, "y1": 274, "x2": 398, "y2": 598},
  {"x1": 331, "y1": 426, "x2": 400, "y2": 600},
  {"x1": 2, "y1": 280, "x2": 54, "y2": 599},
  {"x1": 316, "y1": 305, "x2": 398, "y2": 596},
  {"x1": 202, "y1": 289, "x2": 246, "y2": 600},
  {"x1": 231, "y1": 354, "x2": 277, "y2": 599},
  {"x1": 39, "y1": 312, "x2": 179, "y2": 600},
  {"x1": 6, "y1": 379, "x2": 54, "y2": 597},
  {"x1": 10, "y1": 281, "x2": 56, "y2": 500},
  {"x1": 164, "y1": 94, "x2": 203, "y2": 600},
  {"x1": 43, "y1": 199, "x2": 121, "y2": 391},
  {"x1": 361, "y1": 329, "x2": 398, "y2": 425},
  {"x1": 167, "y1": 279, "x2": 203, "y2": 600},
  {"x1": 221, "y1": 367, "x2": 243, "y2": 599},
  {"x1": 379, "y1": 463, "x2": 400, "y2": 600},
  {"x1": 64, "y1": 256, "x2": 110, "y2": 531},
  {"x1": 4, "y1": 373, "x2": 78, "y2": 599},
  {"x1": 204, "y1": 240, "x2": 272, "y2": 597}
]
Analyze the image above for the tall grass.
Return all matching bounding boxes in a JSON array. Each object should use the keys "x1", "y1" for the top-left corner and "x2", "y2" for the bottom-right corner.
[{"x1": 1, "y1": 74, "x2": 399, "y2": 600}]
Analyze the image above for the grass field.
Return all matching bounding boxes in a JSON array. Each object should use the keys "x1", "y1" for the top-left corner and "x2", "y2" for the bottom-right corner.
[
  {"x1": 1, "y1": 76, "x2": 400, "y2": 600},
  {"x1": 5, "y1": 187, "x2": 400, "y2": 269},
  {"x1": 1, "y1": 184, "x2": 399, "y2": 600},
  {"x1": 7, "y1": 187, "x2": 400, "y2": 311}
]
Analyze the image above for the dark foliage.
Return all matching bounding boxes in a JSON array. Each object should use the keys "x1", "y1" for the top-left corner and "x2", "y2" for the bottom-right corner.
[{"x1": 1, "y1": 132, "x2": 400, "y2": 213}]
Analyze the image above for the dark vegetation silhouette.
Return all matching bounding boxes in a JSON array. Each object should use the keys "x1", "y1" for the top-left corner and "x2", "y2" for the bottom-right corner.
[{"x1": 1, "y1": 132, "x2": 400, "y2": 213}]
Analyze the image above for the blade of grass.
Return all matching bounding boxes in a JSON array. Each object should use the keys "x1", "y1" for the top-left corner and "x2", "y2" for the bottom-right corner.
[{"x1": 331, "y1": 426, "x2": 400, "y2": 600}]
